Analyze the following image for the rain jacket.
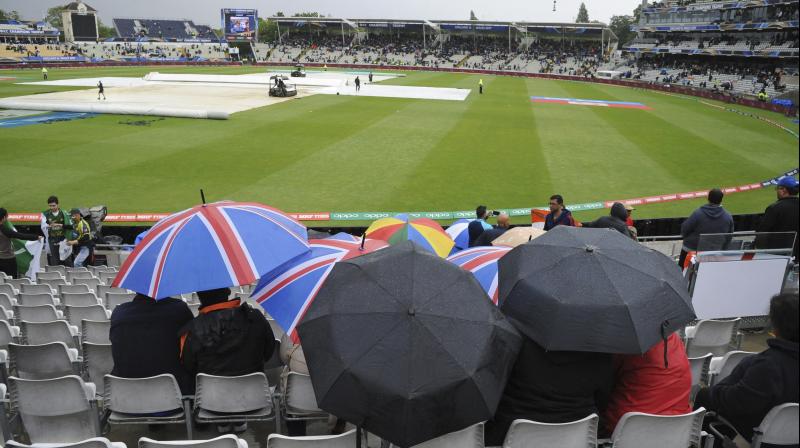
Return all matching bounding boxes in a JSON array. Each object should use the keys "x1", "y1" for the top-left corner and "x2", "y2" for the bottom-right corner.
[
  {"x1": 180, "y1": 299, "x2": 276, "y2": 377},
  {"x1": 582, "y1": 203, "x2": 633, "y2": 238},
  {"x1": 694, "y1": 338, "x2": 799, "y2": 441},
  {"x1": 603, "y1": 333, "x2": 692, "y2": 435},
  {"x1": 680, "y1": 204, "x2": 734, "y2": 251},
  {"x1": 544, "y1": 209, "x2": 576, "y2": 231},
  {"x1": 755, "y1": 196, "x2": 799, "y2": 257},
  {"x1": 485, "y1": 337, "x2": 614, "y2": 445}
]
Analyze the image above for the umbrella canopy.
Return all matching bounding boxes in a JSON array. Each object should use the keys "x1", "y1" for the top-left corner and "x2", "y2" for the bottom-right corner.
[
  {"x1": 498, "y1": 226, "x2": 695, "y2": 354},
  {"x1": 445, "y1": 218, "x2": 473, "y2": 252},
  {"x1": 251, "y1": 237, "x2": 388, "y2": 342},
  {"x1": 326, "y1": 232, "x2": 361, "y2": 242},
  {"x1": 365, "y1": 214, "x2": 454, "y2": 257},
  {"x1": 446, "y1": 246, "x2": 511, "y2": 304},
  {"x1": 297, "y1": 241, "x2": 522, "y2": 448},
  {"x1": 491, "y1": 226, "x2": 547, "y2": 248},
  {"x1": 113, "y1": 201, "x2": 309, "y2": 300}
]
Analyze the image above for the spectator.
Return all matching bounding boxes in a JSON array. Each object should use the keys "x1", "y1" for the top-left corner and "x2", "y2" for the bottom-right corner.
[
  {"x1": 0, "y1": 208, "x2": 42, "y2": 278},
  {"x1": 755, "y1": 176, "x2": 799, "y2": 258},
  {"x1": 624, "y1": 204, "x2": 635, "y2": 227},
  {"x1": 473, "y1": 212, "x2": 511, "y2": 246},
  {"x1": 180, "y1": 288, "x2": 276, "y2": 433},
  {"x1": 679, "y1": 188, "x2": 734, "y2": 267},
  {"x1": 110, "y1": 294, "x2": 195, "y2": 394},
  {"x1": 41, "y1": 195, "x2": 72, "y2": 266},
  {"x1": 468, "y1": 205, "x2": 492, "y2": 247},
  {"x1": 602, "y1": 332, "x2": 691, "y2": 436},
  {"x1": 484, "y1": 335, "x2": 613, "y2": 445},
  {"x1": 66, "y1": 208, "x2": 93, "y2": 267},
  {"x1": 544, "y1": 195, "x2": 577, "y2": 231},
  {"x1": 694, "y1": 293, "x2": 799, "y2": 444},
  {"x1": 581, "y1": 202, "x2": 633, "y2": 238}
]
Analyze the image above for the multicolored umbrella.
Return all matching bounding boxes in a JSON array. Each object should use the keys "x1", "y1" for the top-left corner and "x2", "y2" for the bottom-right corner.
[
  {"x1": 251, "y1": 237, "x2": 388, "y2": 342},
  {"x1": 447, "y1": 246, "x2": 511, "y2": 304},
  {"x1": 113, "y1": 201, "x2": 309, "y2": 300},
  {"x1": 445, "y1": 218, "x2": 473, "y2": 252},
  {"x1": 366, "y1": 214, "x2": 454, "y2": 258}
]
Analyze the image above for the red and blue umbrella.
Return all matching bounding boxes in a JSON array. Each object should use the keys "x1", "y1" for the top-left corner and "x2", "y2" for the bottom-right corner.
[
  {"x1": 445, "y1": 218, "x2": 473, "y2": 252},
  {"x1": 250, "y1": 237, "x2": 388, "y2": 342},
  {"x1": 447, "y1": 246, "x2": 511, "y2": 304},
  {"x1": 113, "y1": 201, "x2": 309, "y2": 300}
]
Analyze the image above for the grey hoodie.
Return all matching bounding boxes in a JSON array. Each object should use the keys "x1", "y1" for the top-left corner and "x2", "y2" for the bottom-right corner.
[{"x1": 681, "y1": 204, "x2": 734, "y2": 251}]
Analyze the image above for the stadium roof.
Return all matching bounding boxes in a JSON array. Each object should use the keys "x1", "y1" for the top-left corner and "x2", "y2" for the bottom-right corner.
[{"x1": 271, "y1": 17, "x2": 609, "y2": 29}]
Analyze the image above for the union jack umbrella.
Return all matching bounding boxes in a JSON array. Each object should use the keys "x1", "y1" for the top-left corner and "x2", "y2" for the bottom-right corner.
[
  {"x1": 446, "y1": 246, "x2": 511, "y2": 304},
  {"x1": 113, "y1": 201, "x2": 310, "y2": 300},
  {"x1": 250, "y1": 237, "x2": 388, "y2": 342}
]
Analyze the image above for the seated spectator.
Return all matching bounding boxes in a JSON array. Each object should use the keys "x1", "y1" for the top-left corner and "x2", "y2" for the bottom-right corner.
[
  {"x1": 473, "y1": 211, "x2": 511, "y2": 246},
  {"x1": 695, "y1": 292, "x2": 798, "y2": 445},
  {"x1": 581, "y1": 202, "x2": 633, "y2": 238},
  {"x1": 602, "y1": 332, "x2": 691, "y2": 436},
  {"x1": 544, "y1": 194, "x2": 576, "y2": 230},
  {"x1": 110, "y1": 294, "x2": 194, "y2": 394},
  {"x1": 180, "y1": 288, "x2": 276, "y2": 433},
  {"x1": 484, "y1": 336, "x2": 614, "y2": 445}
]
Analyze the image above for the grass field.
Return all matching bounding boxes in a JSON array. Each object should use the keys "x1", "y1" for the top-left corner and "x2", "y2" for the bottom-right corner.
[{"x1": 1, "y1": 65, "x2": 797, "y2": 226}]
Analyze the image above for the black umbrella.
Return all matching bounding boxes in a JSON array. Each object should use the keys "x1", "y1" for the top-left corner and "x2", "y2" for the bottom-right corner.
[
  {"x1": 498, "y1": 225, "x2": 695, "y2": 355},
  {"x1": 297, "y1": 241, "x2": 522, "y2": 448}
]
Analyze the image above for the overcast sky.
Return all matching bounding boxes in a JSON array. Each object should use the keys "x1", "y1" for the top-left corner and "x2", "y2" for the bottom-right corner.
[{"x1": 4, "y1": 1, "x2": 642, "y2": 26}]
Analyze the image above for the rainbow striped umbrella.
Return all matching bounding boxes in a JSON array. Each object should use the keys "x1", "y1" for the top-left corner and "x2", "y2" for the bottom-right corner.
[
  {"x1": 447, "y1": 246, "x2": 511, "y2": 304},
  {"x1": 365, "y1": 214, "x2": 455, "y2": 258},
  {"x1": 251, "y1": 237, "x2": 388, "y2": 342}
]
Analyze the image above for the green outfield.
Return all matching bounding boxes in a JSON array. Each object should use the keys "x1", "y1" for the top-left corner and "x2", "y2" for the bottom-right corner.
[{"x1": 0, "y1": 65, "x2": 797, "y2": 225}]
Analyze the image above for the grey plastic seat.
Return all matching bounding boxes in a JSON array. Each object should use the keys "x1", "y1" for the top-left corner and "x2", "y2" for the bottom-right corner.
[
  {"x1": 45, "y1": 265, "x2": 67, "y2": 275},
  {"x1": 390, "y1": 422, "x2": 485, "y2": 448},
  {"x1": 685, "y1": 319, "x2": 741, "y2": 357},
  {"x1": 0, "y1": 284, "x2": 18, "y2": 299},
  {"x1": 709, "y1": 351, "x2": 756, "y2": 386},
  {"x1": 18, "y1": 292, "x2": 60, "y2": 307},
  {"x1": 609, "y1": 408, "x2": 706, "y2": 448},
  {"x1": 267, "y1": 429, "x2": 357, "y2": 448},
  {"x1": 14, "y1": 304, "x2": 64, "y2": 323},
  {"x1": 72, "y1": 277, "x2": 101, "y2": 293},
  {"x1": 0, "y1": 320, "x2": 20, "y2": 348},
  {"x1": 20, "y1": 320, "x2": 79, "y2": 349},
  {"x1": 62, "y1": 292, "x2": 103, "y2": 307},
  {"x1": 40, "y1": 277, "x2": 69, "y2": 291},
  {"x1": 9, "y1": 342, "x2": 79, "y2": 379},
  {"x1": 281, "y1": 371, "x2": 328, "y2": 424},
  {"x1": 64, "y1": 305, "x2": 110, "y2": 327},
  {"x1": 97, "y1": 285, "x2": 127, "y2": 298},
  {"x1": 139, "y1": 435, "x2": 248, "y2": 448},
  {"x1": 502, "y1": 415, "x2": 597, "y2": 448},
  {"x1": 83, "y1": 343, "x2": 113, "y2": 394},
  {"x1": 752, "y1": 403, "x2": 799, "y2": 448},
  {"x1": 60, "y1": 284, "x2": 92, "y2": 295},
  {"x1": 5, "y1": 278, "x2": 32, "y2": 290},
  {"x1": 688, "y1": 353, "x2": 713, "y2": 389},
  {"x1": 104, "y1": 374, "x2": 192, "y2": 438},
  {"x1": 6, "y1": 438, "x2": 126, "y2": 448},
  {"x1": 105, "y1": 292, "x2": 135, "y2": 310},
  {"x1": 67, "y1": 271, "x2": 95, "y2": 283},
  {"x1": 8, "y1": 375, "x2": 99, "y2": 443},
  {"x1": 20, "y1": 284, "x2": 56, "y2": 295},
  {"x1": 194, "y1": 373, "x2": 274, "y2": 426},
  {"x1": 35, "y1": 271, "x2": 65, "y2": 282},
  {"x1": 81, "y1": 320, "x2": 111, "y2": 344}
]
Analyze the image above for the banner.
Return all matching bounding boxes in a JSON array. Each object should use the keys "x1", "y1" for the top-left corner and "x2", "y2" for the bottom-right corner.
[{"x1": 3, "y1": 221, "x2": 43, "y2": 281}]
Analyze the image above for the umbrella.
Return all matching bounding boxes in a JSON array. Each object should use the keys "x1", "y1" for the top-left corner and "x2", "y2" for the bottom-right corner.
[
  {"x1": 113, "y1": 201, "x2": 309, "y2": 300},
  {"x1": 250, "y1": 237, "x2": 388, "y2": 342},
  {"x1": 297, "y1": 241, "x2": 522, "y2": 448},
  {"x1": 326, "y1": 232, "x2": 361, "y2": 242},
  {"x1": 498, "y1": 226, "x2": 695, "y2": 354},
  {"x1": 491, "y1": 226, "x2": 546, "y2": 248},
  {"x1": 445, "y1": 218, "x2": 473, "y2": 251},
  {"x1": 365, "y1": 214, "x2": 454, "y2": 258},
  {"x1": 446, "y1": 246, "x2": 511, "y2": 304}
]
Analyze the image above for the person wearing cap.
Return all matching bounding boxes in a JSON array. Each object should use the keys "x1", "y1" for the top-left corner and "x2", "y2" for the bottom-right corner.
[
  {"x1": 66, "y1": 208, "x2": 93, "y2": 267},
  {"x1": 180, "y1": 288, "x2": 276, "y2": 433},
  {"x1": 756, "y1": 176, "x2": 799, "y2": 257},
  {"x1": 624, "y1": 204, "x2": 638, "y2": 239}
]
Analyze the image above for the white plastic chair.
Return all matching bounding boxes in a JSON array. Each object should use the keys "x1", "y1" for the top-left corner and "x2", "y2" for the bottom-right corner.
[
  {"x1": 105, "y1": 292, "x2": 135, "y2": 310},
  {"x1": 71, "y1": 278, "x2": 101, "y2": 293},
  {"x1": 390, "y1": 422, "x2": 485, "y2": 448},
  {"x1": 67, "y1": 270, "x2": 94, "y2": 283},
  {"x1": 688, "y1": 353, "x2": 713, "y2": 400},
  {"x1": 267, "y1": 429, "x2": 357, "y2": 448},
  {"x1": 45, "y1": 265, "x2": 67, "y2": 275},
  {"x1": 62, "y1": 292, "x2": 103, "y2": 307},
  {"x1": 13, "y1": 304, "x2": 64, "y2": 322},
  {"x1": 104, "y1": 374, "x2": 192, "y2": 438},
  {"x1": 20, "y1": 283, "x2": 56, "y2": 296},
  {"x1": 7, "y1": 438, "x2": 126, "y2": 448},
  {"x1": 35, "y1": 271, "x2": 65, "y2": 282},
  {"x1": 64, "y1": 305, "x2": 111, "y2": 327},
  {"x1": 608, "y1": 408, "x2": 706, "y2": 448},
  {"x1": 281, "y1": 371, "x2": 328, "y2": 425},
  {"x1": 8, "y1": 375, "x2": 100, "y2": 443},
  {"x1": 709, "y1": 351, "x2": 756, "y2": 386},
  {"x1": 17, "y1": 292, "x2": 60, "y2": 307},
  {"x1": 81, "y1": 320, "x2": 111, "y2": 344},
  {"x1": 752, "y1": 403, "x2": 799, "y2": 448},
  {"x1": 40, "y1": 277, "x2": 69, "y2": 291},
  {"x1": 685, "y1": 319, "x2": 741, "y2": 357},
  {"x1": 20, "y1": 320, "x2": 79, "y2": 349},
  {"x1": 82, "y1": 343, "x2": 113, "y2": 395},
  {"x1": 139, "y1": 435, "x2": 247, "y2": 448},
  {"x1": 8, "y1": 341, "x2": 79, "y2": 379},
  {"x1": 194, "y1": 372, "x2": 275, "y2": 426},
  {"x1": 59, "y1": 284, "x2": 92, "y2": 296},
  {"x1": 5, "y1": 278, "x2": 32, "y2": 290},
  {"x1": 0, "y1": 284, "x2": 18, "y2": 299},
  {"x1": 502, "y1": 414, "x2": 598, "y2": 448}
]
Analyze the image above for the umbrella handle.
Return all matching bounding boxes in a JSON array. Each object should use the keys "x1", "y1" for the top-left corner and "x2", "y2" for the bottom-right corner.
[
  {"x1": 200, "y1": 189, "x2": 206, "y2": 205},
  {"x1": 356, "y1": 426, "x2": 362, "y2": 448}
]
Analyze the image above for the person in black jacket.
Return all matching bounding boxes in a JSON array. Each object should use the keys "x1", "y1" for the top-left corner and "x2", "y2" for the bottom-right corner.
[
  {"x1": 0, "y1": 208, "x2": 42, "y2": 278},
  {"x1": 180, "y1": 287, "x2": 276, "y2": 433},
  {"x1": 755, "y1": 176, "x2": 799, "y2": 258},
  {"x1": 694, "y1": 292, "x2": 799, "y2": 444},
  {"x1": 581, "y1": 202, "x2": 633, "y2": 238},
  {"x1": 484, "y1": 336, "x2": 614, "y2": 445},
  {"x1": 110, "y1": 294, "x2": 195, "y2": 394}
]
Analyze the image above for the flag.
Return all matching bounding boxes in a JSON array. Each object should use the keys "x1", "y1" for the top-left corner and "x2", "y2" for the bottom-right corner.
[{"x1": 3, "y1": 221, "x2": 43, "y2": 281}]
